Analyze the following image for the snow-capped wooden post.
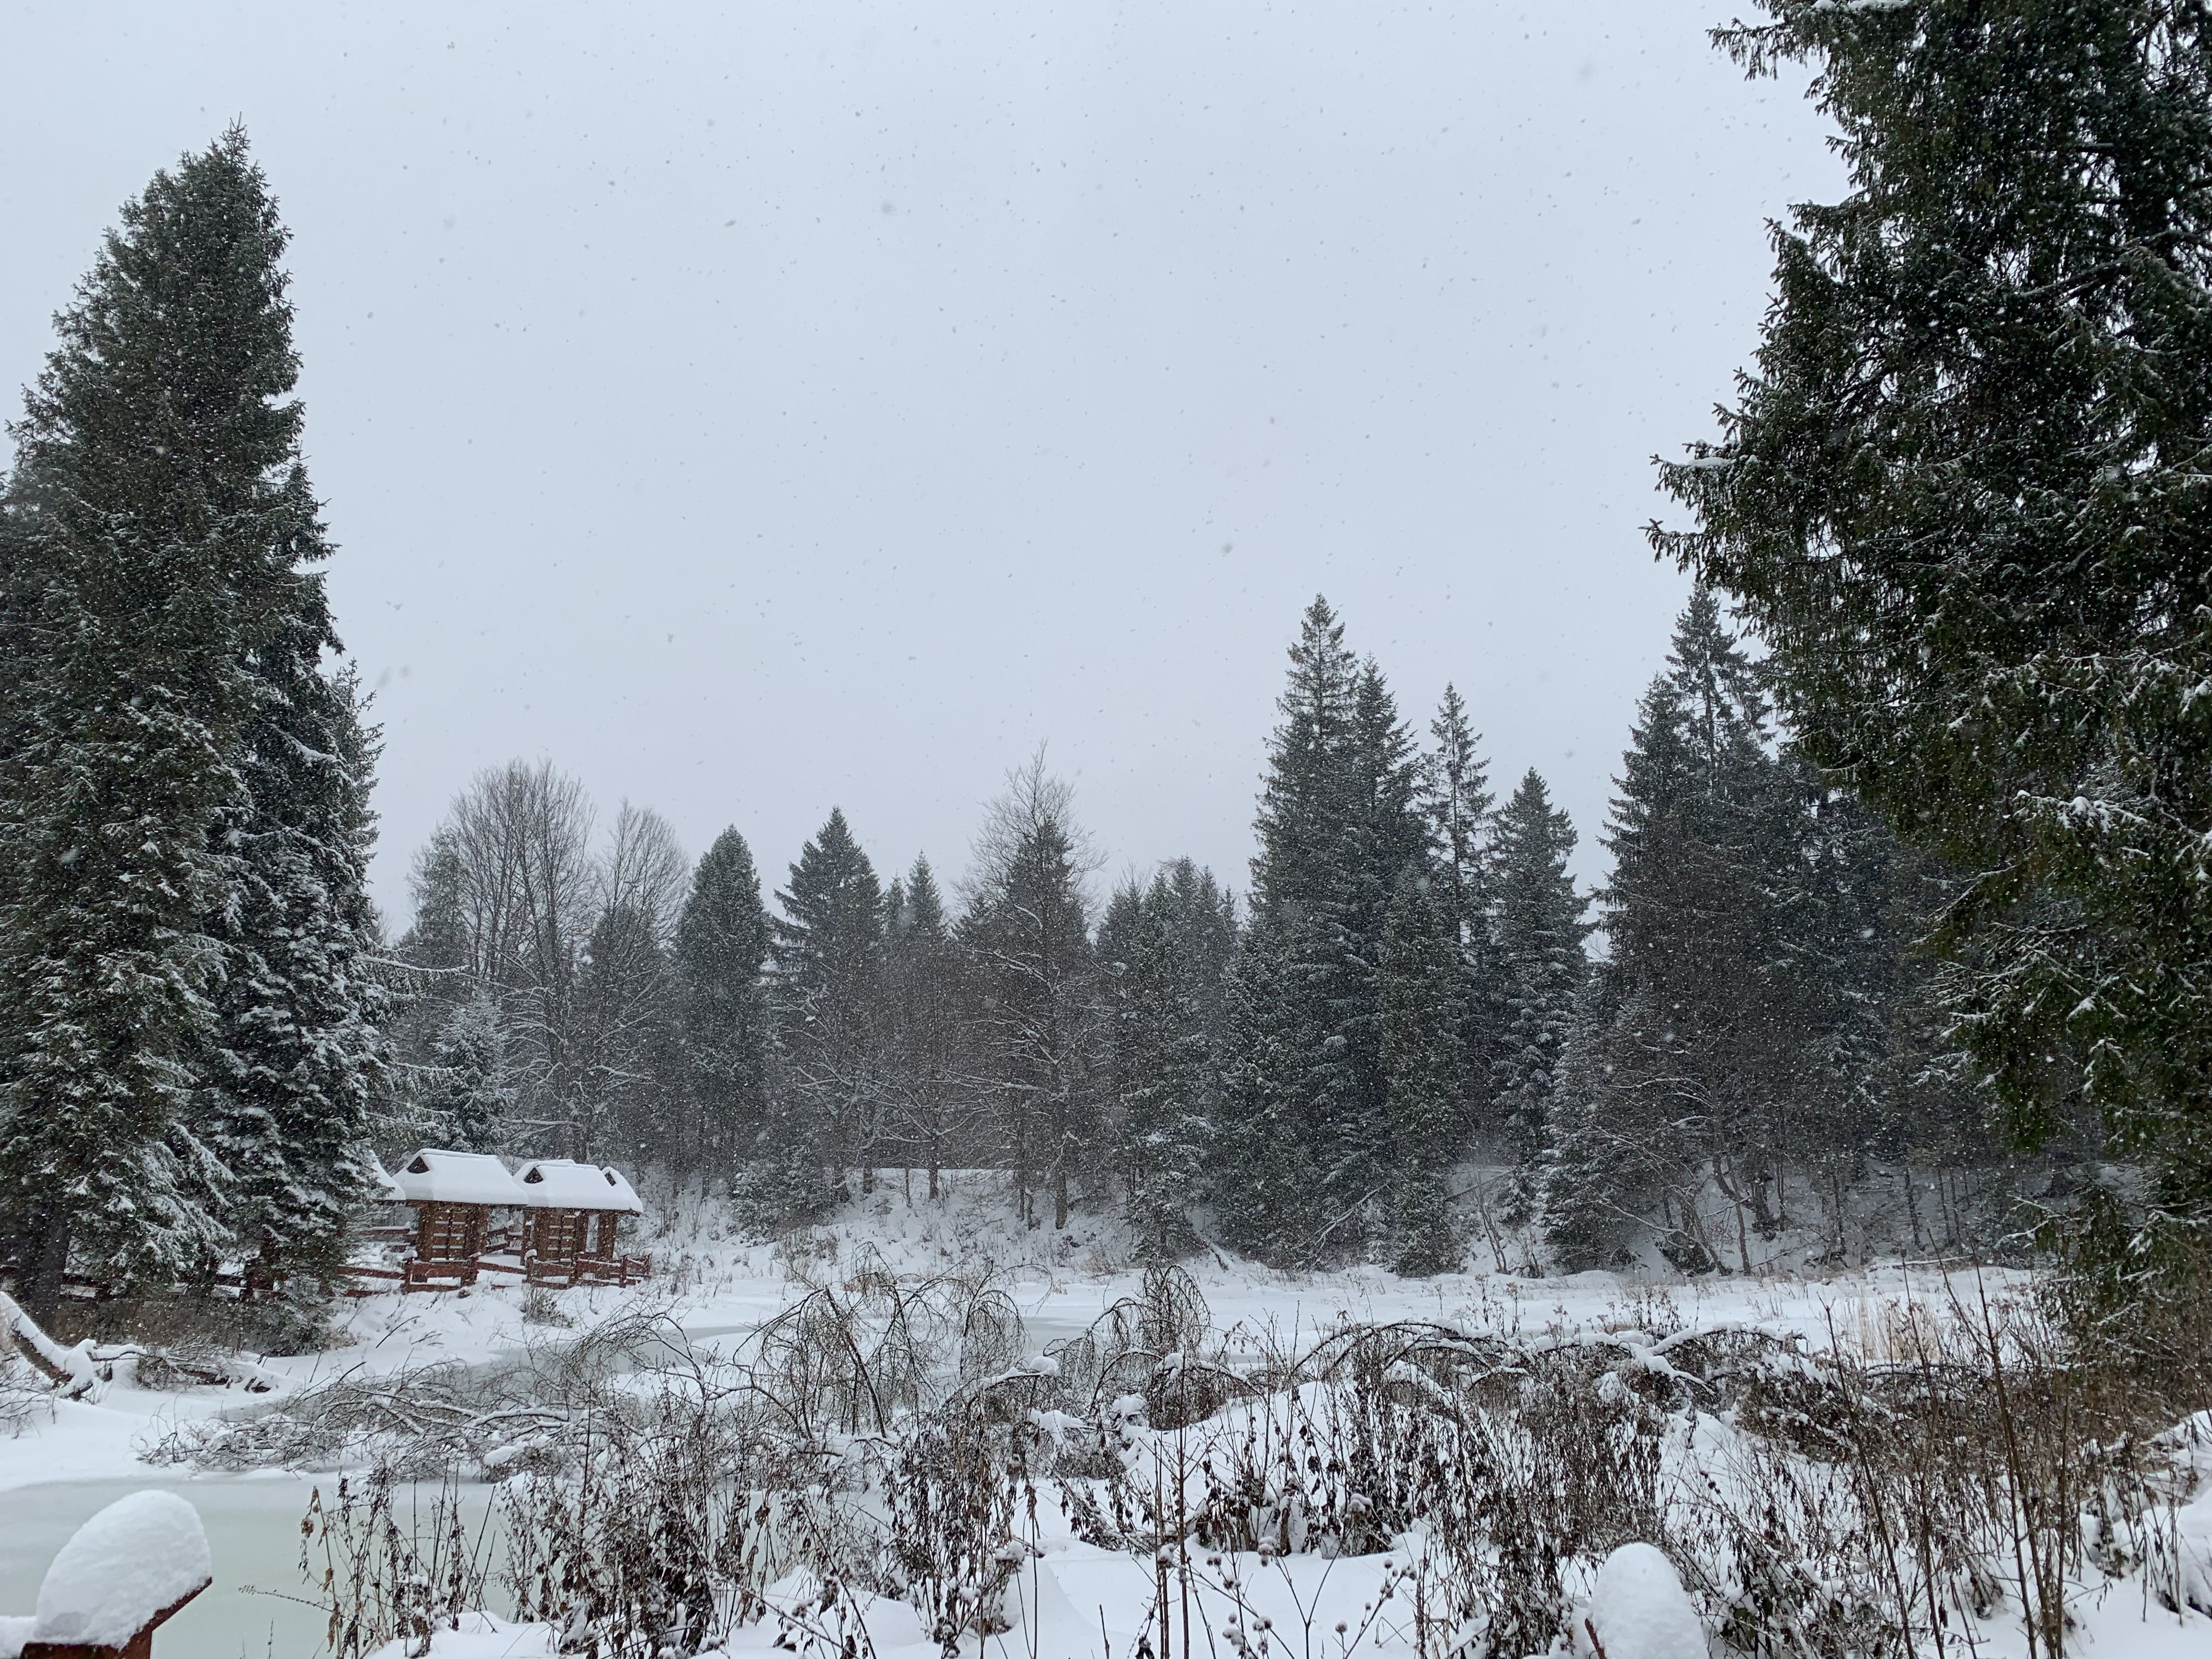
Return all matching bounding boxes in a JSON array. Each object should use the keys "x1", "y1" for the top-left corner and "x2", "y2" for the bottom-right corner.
[{"x1": 13, "y1": 1491, "x2": 210, "y2": 1659}]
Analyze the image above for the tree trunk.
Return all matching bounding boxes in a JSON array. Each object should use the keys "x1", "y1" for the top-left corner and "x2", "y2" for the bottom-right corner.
[
  {"x1": 1014, "y1": 1101, "x2": 1030, "y2": 1226},
  {"x1": 1053, "y1": 1094, "x2": 1070, "y2": 1229},
  {"x1": 31, "y1": 1209, "x2": 69, "y2": 1312}
]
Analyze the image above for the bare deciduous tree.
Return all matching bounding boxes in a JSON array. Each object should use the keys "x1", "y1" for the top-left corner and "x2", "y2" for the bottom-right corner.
[{"x1": 959, "y1": 749, "x2": 1106, "y2": 1229}]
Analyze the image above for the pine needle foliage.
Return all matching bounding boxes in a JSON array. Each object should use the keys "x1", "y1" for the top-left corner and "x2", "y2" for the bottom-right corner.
[
  {"x1": 1654, "y1": 0, "x2": 2212, "y2": 1237},
  {"x1": 676, "y1": 828, "x2": 771, "y2": 1184},
  {"x1": 0, "y1": 129, "x2": 381, "y2": 1301}
]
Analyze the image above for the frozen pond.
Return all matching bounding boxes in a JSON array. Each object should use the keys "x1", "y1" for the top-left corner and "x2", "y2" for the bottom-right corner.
[{"x1": 0, "y1": 1474, "x2": 494, "y2": 1659}]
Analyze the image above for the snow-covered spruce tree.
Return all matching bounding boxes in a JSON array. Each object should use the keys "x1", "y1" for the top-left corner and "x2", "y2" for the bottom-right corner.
[
  {"x1": 1214, "y1": 600, "x2": 1360, "y2": 1264},
  {"x1": 879, "y1": 856, "x2": 969, "y2": 1201},
  {"x1": 1339, "y1": 664, "x2": 1436, "y2": 1204},
  {"x1": 1489, "y1": 769, "x2": 1589, "y2": 1219},
  {"x1": 400, "y1": 830, "x2": 471, "y2": 984},
  {"x1": 960, "y1": 759, "x2": 1101, "y2": 1230},
  {"x1": 1653, "y1": 3, "x2": 2212, "y2": 1249},
  {"x1": 1379, "y1": 866, "x2": 1468, "y2": 1276},
  {"x1": 1418, "y1": 685, "x2": 1509, "y2": 1139},
  {"x1": 1420, "y1": 685, "x2": 1494, "y2": 936},
  {"x1": 1546, "y1": 591, "x2": 1802, "y2": 1272},
  {"x1": 0, "y1": 131, "x2": 358, "y2": 1301},
  {"x1": 1537, "y1": 1000, "x2": 1648, "y2": 1273},
  {"x1": 200, "y1": 654, "x2": 388, "y2": 1295},
  {"x1": 1213, "y1": 921, "x2": 1310, "y2": 1261},
  {"x1": 758, "y1": 808, "x2": 884, "y2": 1223},
  {"x1": 674, "y1": 827, "x2": 771, "y2": 1187},
  {"x1": 1216, "y1": 600, "x2": 1430, "y2": 1265},
  {"x1": 1764, "y1": 769, "x2": 1994, "y2": 1252},
  {"x1": 381, "y1": 828, "x2": 486, "y2": 1150},
  {"x1": 418, "y1": 996, "x2": 512, "y2": 1156},
  {"x1": 1099, "y1": 859, "x2": 1235, "y2": 1259}
]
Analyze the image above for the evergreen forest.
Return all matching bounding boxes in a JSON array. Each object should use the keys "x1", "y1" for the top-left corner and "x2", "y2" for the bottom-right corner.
[{"x1": 4, "y1": 0, "x2": 2211, "y2": 1338}]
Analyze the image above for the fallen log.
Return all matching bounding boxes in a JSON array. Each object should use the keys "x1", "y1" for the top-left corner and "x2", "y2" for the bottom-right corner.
[{"x1": 0, "y1": 1293, "x2": 97, "y2": 1400}]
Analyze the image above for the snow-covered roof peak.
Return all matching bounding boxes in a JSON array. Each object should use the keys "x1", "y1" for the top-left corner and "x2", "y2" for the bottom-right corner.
[
  {"x1": 516, "y1": 1158, "x2": 644, "y2": 1214},
  {"x1": 384, "y1": 1149, "x2": 527, "y2": 1207}
]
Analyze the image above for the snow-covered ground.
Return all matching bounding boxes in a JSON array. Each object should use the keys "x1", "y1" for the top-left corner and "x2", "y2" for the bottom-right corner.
[{"x1": 2, "y1": 1172, "x2": 2207, "y2": 1658}]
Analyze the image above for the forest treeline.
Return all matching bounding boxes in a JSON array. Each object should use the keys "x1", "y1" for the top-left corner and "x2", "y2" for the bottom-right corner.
[
  {"x1": 385, "y1": 589, "x2": 1991, "y2": 1275},
  {"x1": 0, "y1": 133, "x2": 2013, "y2": 1304}
]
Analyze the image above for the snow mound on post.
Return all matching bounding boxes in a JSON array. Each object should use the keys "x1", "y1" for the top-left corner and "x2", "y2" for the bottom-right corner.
[
  {"x1": 32, "y1": 1490, "x2": 210, "y2": 1647},
  {"x1": 1586, "y1": 1542, "x2": 1705, "y2": 1659}
]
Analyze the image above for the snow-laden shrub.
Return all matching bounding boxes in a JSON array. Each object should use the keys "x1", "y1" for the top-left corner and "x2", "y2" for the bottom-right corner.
[{"x1": 151, "y1": 1264, "x2": 2212, "y2": 1659}]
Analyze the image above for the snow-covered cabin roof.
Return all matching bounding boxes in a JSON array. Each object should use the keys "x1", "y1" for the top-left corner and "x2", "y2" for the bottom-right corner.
[
  {"x1": 385, "y1": 1150, "x2": 527, "y2": 1208},
  {"x1": 516, "y1": 1159, "x2": 645, "y2": 1214}
]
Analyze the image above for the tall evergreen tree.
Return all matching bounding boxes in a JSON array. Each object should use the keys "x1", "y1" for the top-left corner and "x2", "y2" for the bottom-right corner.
[
  {"x1": 1490, "y1": 769, "x2": 1589, "y2": 1216},
  {"x1": 1546, "y1": 592, "x2": 1800, "y2": 1271},
  {"x1": 201, "y1": 658, "x2": 386, "y2": 1293},
  {"x1": 764, "y1": 809, "x2": 883, "y2": 1216},
  {"x1": 1218, "y1": 600, "x2": 1430, "y2": 1264},
  {"x1": 418, "y1": 996, "x2": 511, "y2": 1155},
  {"x1": 675, "y1": 828, "x2": 771, "y2": 1186},
  {"x1": 0, "y1": 131, "x2": 355, "y2": 1301},
  {"x1": 1653, "y1": 2, "x2": 2212, "y2": 1237},
  {"x1": 1378, "y1": 866, "x2": 1466, "y2": 1275},
  {"x1": 1218, "y1": 599, "x2": 1358, "y2": 1263},
  {"x1": 401, "y1": 830, "x2": 471, "y2": 982},
  {"x1": 573, "y1": 897, "x2": 675, "y2": 1166},
  {"x1": 880, "y1": 856, "x2": 968, "y2": 1200},
  {"x1": 1420, "y1": 685, "x2": 1494, "y2": 935},
  {"x1": 1419, "y1": 684, "x2": 1509, "y2": 1139},
  {"x1": 1101, "y1": 860, "x2": 1236, "y2": 1259}
]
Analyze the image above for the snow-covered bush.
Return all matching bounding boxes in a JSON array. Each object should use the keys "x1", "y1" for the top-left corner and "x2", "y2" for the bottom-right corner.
[{"x1": 151, "y1": 1265, "x2": 2212, "y2": 1658}]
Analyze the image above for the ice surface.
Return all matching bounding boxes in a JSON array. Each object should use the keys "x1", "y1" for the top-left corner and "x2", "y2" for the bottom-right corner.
[
  {"x1": 32, "y1": 1489, "x2": 210, "y2": 1646},
  {"x1": 1585, "y1": 1542, "x2": 1706, "y2": 1659}
]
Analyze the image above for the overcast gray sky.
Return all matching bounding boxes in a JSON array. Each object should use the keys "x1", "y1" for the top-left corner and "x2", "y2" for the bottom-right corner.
[{"x1": 1, "y1": 2, "x2": 1839, "y2": 918}]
